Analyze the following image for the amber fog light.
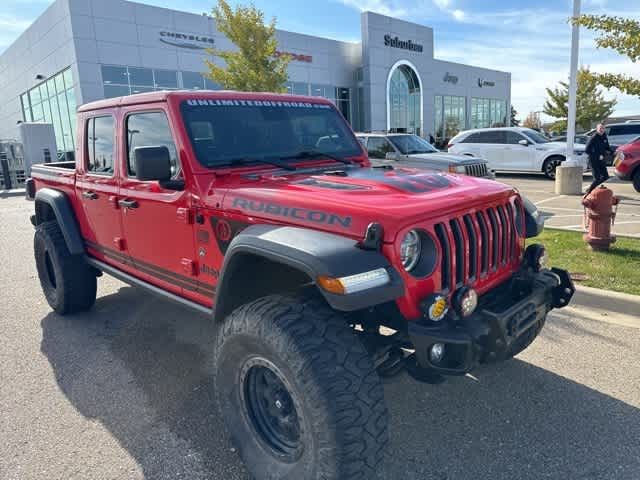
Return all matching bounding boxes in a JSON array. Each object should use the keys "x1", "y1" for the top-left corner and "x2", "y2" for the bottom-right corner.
[{"x1": 454, "y1": 287, "x2": 478, "y2": 317}]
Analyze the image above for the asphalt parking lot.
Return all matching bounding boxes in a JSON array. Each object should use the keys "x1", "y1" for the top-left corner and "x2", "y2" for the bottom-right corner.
[
  {"x1": 1, "y1": 195, "x2": 639, "y2": 480},
  {"x1": 497, "y1": 170, "x2": 640, "y2": 237}
]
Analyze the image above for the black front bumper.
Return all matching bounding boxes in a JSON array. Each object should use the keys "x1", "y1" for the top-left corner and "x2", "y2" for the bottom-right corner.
[{"x1": 407, "y1": 268, "x2": 574, "y2": 375}]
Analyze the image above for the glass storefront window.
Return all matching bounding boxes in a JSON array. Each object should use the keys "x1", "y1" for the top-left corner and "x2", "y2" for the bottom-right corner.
[
  {"x1": 389, "y1": 64, "x2": 421, "y2": 135},
  {"x1": 104, "y1": 84, "x2": 130, "y2": 98},
  {"x1": 204, "y1": 78, "x2": 220, "y2": 90},
  {"x1": 128, "y1": 67, "x2": 153, "y2": 87},
  {"x1": 154, "y1": 69, "x2": 178, "y2": 89},
  {"x1": 130, "y1": 86, "x2": 154, "y2": 94},
  {"x1": 63, "y1": 69, "x2": 73, "y2": 89},
  {"x1": 434, "y1": 95, "x2": 464, "y2": 147},
  {"x1": 21, "y1": 67, "x2": 77, "y2": 153},
  {"x1": 102, "y1": 65, "x2": 128, "y2": 85},
  {"x1": 182, "y1": 71, "x2": 204, "y2": 89},
  {"x1": 55, "y1": 74, "x2": 66, "y2": 96},
  {"x1": 471, "y1": 98, "x2": 507, "y2": 129},
  {"x1": 286, "y1": 82, "x2": 308, "y2": 95}
]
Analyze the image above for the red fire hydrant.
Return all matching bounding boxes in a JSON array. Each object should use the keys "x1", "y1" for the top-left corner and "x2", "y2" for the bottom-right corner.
[{"x1": 582, "y1": 185, "x2": 619, "y2": 251}]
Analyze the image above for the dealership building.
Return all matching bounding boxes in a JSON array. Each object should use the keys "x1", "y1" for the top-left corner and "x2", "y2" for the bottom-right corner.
[{"x1": 0, "y1": 0, "x2": 511, "y2": 155}]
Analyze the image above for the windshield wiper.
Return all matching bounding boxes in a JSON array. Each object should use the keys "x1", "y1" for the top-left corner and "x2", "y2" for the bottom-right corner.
[
  {"x1": 226, "y1": 156, "x2": 296, "y2": 171},
  {"x1": 284, "y1": 150, "x2": 352, "y2": 165}
]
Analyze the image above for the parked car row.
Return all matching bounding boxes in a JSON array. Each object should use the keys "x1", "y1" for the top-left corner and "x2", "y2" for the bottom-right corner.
[{"x1": 448, "y1": 127, "x2": 588, "y2": 179}]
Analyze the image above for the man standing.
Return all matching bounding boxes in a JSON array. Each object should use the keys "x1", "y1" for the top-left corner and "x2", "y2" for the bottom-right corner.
[{"x1": 584, "y1": 123, "x2": 612, "y2": 195}]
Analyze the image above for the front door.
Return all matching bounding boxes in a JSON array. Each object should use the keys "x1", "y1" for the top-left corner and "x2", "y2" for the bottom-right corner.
[
  {"x1": 76, "y1": 113, "x2": 127, "y2": 267},
  {"x1": 119, "y1": 109, "x2": 199, "y2": 298}
]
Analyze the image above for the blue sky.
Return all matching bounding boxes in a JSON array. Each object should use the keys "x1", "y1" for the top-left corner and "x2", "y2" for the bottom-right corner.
[{"x1": 1, "y1": 0, "x2": 638, "y2": 120}]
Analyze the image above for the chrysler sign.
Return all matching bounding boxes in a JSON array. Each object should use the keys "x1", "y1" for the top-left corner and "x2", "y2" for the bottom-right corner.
[
  {"x1": 384, "y1": 35, "x2": 423, "y2": 53},
  {"x1": 159, "y1": 31, "x2": 215, "y2": 50}
]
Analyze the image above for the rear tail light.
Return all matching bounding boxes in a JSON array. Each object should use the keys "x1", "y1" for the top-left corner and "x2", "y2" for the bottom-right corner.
[{"x1": 447, "y1": 143, "x2": 453, "y2": 149}]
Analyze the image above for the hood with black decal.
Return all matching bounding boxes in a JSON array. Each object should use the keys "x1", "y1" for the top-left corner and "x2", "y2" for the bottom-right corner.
[{"x1": 217, "y1": 166, "x2": 517, "y2": 243}]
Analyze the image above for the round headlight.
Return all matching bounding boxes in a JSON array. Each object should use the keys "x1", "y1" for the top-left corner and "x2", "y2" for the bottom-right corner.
[{"x1": 400, "y1": 230, "x2": 421, "y2": 271}]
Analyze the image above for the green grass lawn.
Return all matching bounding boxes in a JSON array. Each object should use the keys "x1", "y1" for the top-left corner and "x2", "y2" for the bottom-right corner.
[{"x1": 534, "y1": 228, "x2": 640, "y2": 296}]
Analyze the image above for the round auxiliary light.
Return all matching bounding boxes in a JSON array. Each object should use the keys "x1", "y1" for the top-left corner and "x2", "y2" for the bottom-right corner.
[
  {"x1": 429, "y1": 343, "x2": 446, "y2": 364},
  {"x1": 455, "y1": 287, "x2": 478, "y2": 318},
  {"x1": 400, "y1": 230, "x2": 421, "y2": 272}
]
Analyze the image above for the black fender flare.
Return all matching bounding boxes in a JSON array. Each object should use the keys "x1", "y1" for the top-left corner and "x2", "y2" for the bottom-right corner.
[
  {"x1": 213, "y1": 225, "x2": 404, "y2": 320},
  {"x1": 34, "y1": 188, "x2": 85, "y2": 255},
  {"x1": 521, "y1": 195, "x2": 545, "y2": 238}
]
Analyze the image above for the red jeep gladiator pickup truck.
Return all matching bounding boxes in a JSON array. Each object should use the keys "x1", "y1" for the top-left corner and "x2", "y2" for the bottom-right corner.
[{"x1": 26, "y1": 90, "x2": 574, "y2": 480}]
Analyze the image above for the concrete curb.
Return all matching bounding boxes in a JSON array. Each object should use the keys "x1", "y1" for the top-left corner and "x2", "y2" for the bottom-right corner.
[
  {"x1": 0, "y1": 188, "x2": 26, "y2": 198},
  {"x1": 568, "y1": 285, "x2": 640, "y2": 324},
  {"x1": 543, "y1": 226, "x2": 640, "y2": 240}
]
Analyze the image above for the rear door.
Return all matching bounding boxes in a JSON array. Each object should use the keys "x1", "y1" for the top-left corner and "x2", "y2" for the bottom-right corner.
[
  {"x1": 468, "y1": 130, "x2": 505, "y2": 170},
  {"x1": 76, "y1": 113, "x2": 127, "y2": 266},
  {"x1": 503, "y1": 131, "x2": 535, "y2": 171},
  {"x1": 118, "y1": 108, "x2": 200, "y2": 298}
]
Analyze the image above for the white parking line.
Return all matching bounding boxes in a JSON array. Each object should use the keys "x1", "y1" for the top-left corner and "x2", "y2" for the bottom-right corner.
[{"x1": 534, "y1": 196, "x2": 564, "y2": 206}]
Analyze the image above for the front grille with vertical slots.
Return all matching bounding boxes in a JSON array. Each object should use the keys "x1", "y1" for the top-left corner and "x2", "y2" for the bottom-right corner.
[
  {"x1": 464, "y1": 163, "x2": 488, "y2": 177},
  {"x1": 433, "y1": 201, "x2": 520, "y2": 292}
]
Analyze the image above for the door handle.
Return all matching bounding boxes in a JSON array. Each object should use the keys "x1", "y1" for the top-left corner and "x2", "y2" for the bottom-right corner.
[
  {"x1": 82, "y1": 190, "x2": 98, "y2": 200},
  {"x1": 118, "y1": 199, "x2": 139, "y2": 209}
]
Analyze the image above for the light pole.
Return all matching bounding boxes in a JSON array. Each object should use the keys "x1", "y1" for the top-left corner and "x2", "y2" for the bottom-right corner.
[{"x1": 555, "y1": 0, "x2": 584, "y2": 194}]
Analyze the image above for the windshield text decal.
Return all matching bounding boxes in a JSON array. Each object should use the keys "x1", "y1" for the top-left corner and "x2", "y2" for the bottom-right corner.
[{"x1": 185, "y1": 99, "x2": 331, "y2": 109}]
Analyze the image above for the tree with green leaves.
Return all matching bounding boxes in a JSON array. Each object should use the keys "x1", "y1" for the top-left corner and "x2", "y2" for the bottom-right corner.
[
  {"x1": 543, "y1": 67, "x2": 616, "y2": 132},
  {"x1": 204, "y1": 0, "x2": 290, "y2": 92},
  {"x1": 510, "y1": 106, "x2": 520, "y2": 126},
  {"x1": 572, "y1": 15, "x2": 640, "y2": 96}
]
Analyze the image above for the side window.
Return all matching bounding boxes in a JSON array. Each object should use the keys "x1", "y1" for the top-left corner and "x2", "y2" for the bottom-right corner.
[
  {"x1": 126, "y1": 111, "x2": 179, "y2": 177},
  {"x1": 482, "y1": 130, "x2": 506, "y2": 144},
  {"x1": 505, "y1": 132, "x2": 526, "y2": 144},
  {"x1": 608, "y1": 126, "x2": 622, "y2": 136},
  {"x1": 356, "y1": 136, "x2": 367, "y2": 147},
  {"x1": 461, "y1": 133, "x2": 481, "y2": 143},
  {"x1": 627, "y1": 125, "x2": 640, "y2": 136},
  {"x1": 87, "y1": 116, "x2": 115, "y2": 175},
  {"x1": 367, "y1": 137, "x2": 395, "y2": 159}
]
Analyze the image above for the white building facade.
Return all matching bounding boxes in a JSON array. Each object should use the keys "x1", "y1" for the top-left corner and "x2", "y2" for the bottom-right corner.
[{"x1": 0, "y1": 0, "x2": 511, "y2": 153}]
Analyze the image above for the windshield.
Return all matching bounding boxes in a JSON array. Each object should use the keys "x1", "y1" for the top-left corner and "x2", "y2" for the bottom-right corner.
[
  {"x1": 522, "y1": 129, "x2": 550, "y2": 144},
  {"x1": 180, "y1": 99, "x2": 362, "y2": 168},
  {"x1": 388, "y1": 135, "x2": 438, "y2": 154}
]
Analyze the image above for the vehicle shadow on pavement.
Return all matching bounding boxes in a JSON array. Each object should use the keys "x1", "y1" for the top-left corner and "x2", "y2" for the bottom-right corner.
[{"x1": 40, "y1": 286, "x2": 639, "y2": 480}]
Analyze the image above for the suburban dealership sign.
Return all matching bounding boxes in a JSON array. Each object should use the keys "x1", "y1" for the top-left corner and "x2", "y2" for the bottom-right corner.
[
  {"x1": 275, "y1": 50, "x2": 313, "y2": 63},
  {"x1": 443, "y1": 72, "x2": 459, "y2": 84},
  {"x1": 159, "y1": 31, "x2": 215, "y2": 50},
  {"x1": 384, "y1": 35, "x2": 423, "y2": 53},
  {"x1": 477, "y1": 78, "x2": 496, "y2": 87}
]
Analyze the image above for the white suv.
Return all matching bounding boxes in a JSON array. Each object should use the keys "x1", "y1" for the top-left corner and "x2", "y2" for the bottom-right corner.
[
  {"x1": 448, "y1": 127, "x2": 588, "y2": 179},
  {"x1": 587, "y1": 122, "x2": 640, "y2": 146}
]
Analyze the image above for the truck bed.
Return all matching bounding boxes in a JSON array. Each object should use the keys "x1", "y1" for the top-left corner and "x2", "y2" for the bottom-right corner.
[{"x1": 29, "y1": 162, "x2": 77, "y2": 199}]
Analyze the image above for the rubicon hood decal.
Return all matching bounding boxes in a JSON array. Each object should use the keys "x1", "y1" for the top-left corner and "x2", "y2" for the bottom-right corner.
[{"x1": 231, "y1": 197, "x2": 352, "y2": 228}]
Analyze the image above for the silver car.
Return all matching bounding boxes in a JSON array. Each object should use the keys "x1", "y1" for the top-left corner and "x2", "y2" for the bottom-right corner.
[{"x1": 356, "y1": 133, "x2": 494, "y2": 178}]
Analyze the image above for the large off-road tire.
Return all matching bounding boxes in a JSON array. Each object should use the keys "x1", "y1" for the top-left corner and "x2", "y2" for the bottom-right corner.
[
  {"x1": 213, "y1": 294, "x2": 389, "y2": 480},
  {"x1": 633, "y1": 169, "x2": 640, "y2": 193},
  {"x1": 507, "y1": 316, "x2": 546, "y2": 358},
  {"x1": 34, "y1": 221, "x2": 97, "y2": 315},
  {"x1": 542, "y1": 156, "x2": 563, "y2": 179}
]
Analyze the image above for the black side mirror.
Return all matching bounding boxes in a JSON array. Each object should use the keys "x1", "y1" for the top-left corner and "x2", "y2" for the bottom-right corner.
[{"x1": 134, "y1": 146, "x2": 172, "y2": 182}]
